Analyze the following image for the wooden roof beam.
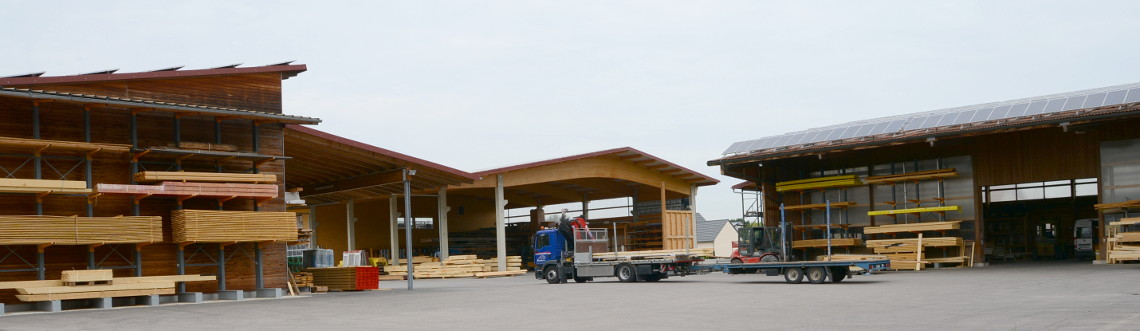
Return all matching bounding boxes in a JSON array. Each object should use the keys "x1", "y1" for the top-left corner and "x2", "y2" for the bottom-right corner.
[{"x1": 303, "y1": 168, "x2": 406, "y2": 197}]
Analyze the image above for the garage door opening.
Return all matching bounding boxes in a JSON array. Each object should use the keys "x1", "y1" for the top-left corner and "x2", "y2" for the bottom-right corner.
[{"x1": 982, "y1": 179, "x2": 1099, "y2": 262}]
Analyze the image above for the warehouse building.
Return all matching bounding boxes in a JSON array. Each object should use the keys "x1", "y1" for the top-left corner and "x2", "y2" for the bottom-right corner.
[
  {"x1": 709, "y1": 82, "x2": 1140, "y2": 266},
  {"x1": 0, "y1": 63, "x2": 319, "y2": 307}
]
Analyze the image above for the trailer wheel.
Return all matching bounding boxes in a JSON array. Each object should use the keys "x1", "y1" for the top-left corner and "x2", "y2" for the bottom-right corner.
[
  {"x1": 783, "y1": 268, "x2": 804, "y2": 284},
  {"x1": 730, "y1": 258, "x2": 743, "y2": 264},
  {"x1": 805, "y1": 267, "x2": 827, "y2": 284},
  {"x1": 544, "y1": 265, "x2": 563, "y2": 284},
  {"x1": 830, "y1": 267, "x2": 849, "y2": 283},
  {"x1": 616, "y1": 264, "x2": 637, "y2": 283}
]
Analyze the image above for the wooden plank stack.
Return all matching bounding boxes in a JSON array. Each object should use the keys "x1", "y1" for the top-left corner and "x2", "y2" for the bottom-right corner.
[
  {"x1": 97, "y1": 182, "x2": 278, "y2": 199},
  {"x1": 0, "y1": 178, "x2": 91, "y2": 194},
  {"x1": 867, "y1": 205, "x2": 960, "y2": 216},
  {"x1": 135, "y1": 171, "x2": 277, "y2": 184},
  {"x1": 172, "y1": 141, "x2": 239, "y2": 152},
  {"x1": 393, "y1": 255, "x2": 527, "y2": 279},
  {"x1": 865, "y1": 236, "x2": 964, "y2": 270},
  {"x1": 864, "y1": 220, "x2": 961, "y2": 234},
  {"x1": 0, "y1": 273, "x2": 214, "y2": 302},
  {"x1": 172, "y1": 209, "x2": 297, "y2": 242},
  {"x1": 1107, "y1": 218, "x2": 1140, "y2": 264},
  {"x1": 862, "y1": 168, "x2": 958, "y2": 184},
  {"x1": 0, "y1": 215, "x2": 163, "y2": 245},
  {"x1": 292, "y1": 272, "x2": 314, "y2": 288},
  {"x1": 775, "y1": 175, "x2": 862, "y2": 192},
  {"x1": 0, "y1": 136, "x2": 132, "y2": 153},
  {"x1": 308, "y1": 267, "x2": 379, "y2": 291},
  {"x1": 791, "y1": 238, "x2": 863, "y2": 249}
]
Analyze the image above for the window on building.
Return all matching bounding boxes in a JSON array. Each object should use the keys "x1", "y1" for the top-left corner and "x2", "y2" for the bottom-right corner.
[
  {"x1": 983, "y1": 178, "x2": 1097, "y2": 203},
  {"x1": 398, "y1": 217, "x2": 434, "y2": 229}
]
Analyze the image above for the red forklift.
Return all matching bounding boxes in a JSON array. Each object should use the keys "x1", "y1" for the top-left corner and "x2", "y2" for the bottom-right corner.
[{"x1": 729, "y1": 224, "x2": 784, "y2": 263}]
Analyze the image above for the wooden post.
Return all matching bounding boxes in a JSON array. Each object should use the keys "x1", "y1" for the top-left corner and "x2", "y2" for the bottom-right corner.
[
  {"x1": 660, "y1": 181, "x2": 667, "y2": 249},
  {"x1": 438, "y1": 188, "x2": 450, "y2": 261},
  {"x1": 690, "y1": 184, "x2": 698, "y2": 249},
  {"x1": 916, "y1": 233, "x2": 924, "y2": 271},
  {"x1": 389, "y1": 197, "x2": 399, "y2": 265}
]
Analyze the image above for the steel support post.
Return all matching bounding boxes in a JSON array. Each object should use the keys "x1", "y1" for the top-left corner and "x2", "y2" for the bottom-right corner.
[
  {"x1": 217, "y1": 244, "x2": 226, "y2": 292},
  {"x1": 255, "y1": 243, "x2": 264, "y2": 289},
  {"x1": 403, "y1": 169, "x2": 415, "y2": 290},
  {"x1": 176, "y1": 245, "x2": 186, "y2": 293},
  {"x1": 437, "y1": 188, "x2": 450, "y2": 261},
  {"x1": 135, "y1": 245, "x2": 143, "y2": 277},
  {"x1": 36, "y1": 247, "x2": 46, "y2": 280},
  {"x1": 87, "y1": 246, "x2": 96, "y2": 270},
  {"x1": 495, "y1": 175, "x2": 507, "y2": 272}
]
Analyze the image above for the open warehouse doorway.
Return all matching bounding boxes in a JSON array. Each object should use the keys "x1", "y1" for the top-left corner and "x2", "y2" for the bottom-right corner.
[{"x1": 981, "y1": 179, "x2": 1099, "y2": 262}]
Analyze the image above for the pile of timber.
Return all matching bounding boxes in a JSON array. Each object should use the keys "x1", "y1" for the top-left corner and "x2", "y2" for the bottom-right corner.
[
  {"x1": 865, "y1": 236, "x2": 965, "y2": 270},
  {"x1": 0, "y1": 215, "x2": 162, "y2": 245},
  {"x1": 1107, "y1": 218, "x2": 1140, "y2": 264},
  {"x1": 134, "y1": 171, "x2": 277, "y2": 184},
  {"x1": 307, "y1": 267, "x2": 379, "y2": 291},
  {"x1": 167, "y1": 141, "x2": 239, "y2": 152},
  {"x1": 0, "y1": 270, "x2": 214, "y2": 302},
  {"x1": 97, "y1": 182, "x2": 278, "y2": 199},
  {"x1": 591, "y1": 248, "x2": 715, "y2": 260},
  {"x1": 1095, "y1": 199, "x2": 1140, "y2": 211},
  {"x1": 862, "y1": 168, "x2": 958, "y2": 184},
  {"x1": 791, "y1": 238, "x2": 863, "y2": 249},
  {"x1": 411, "y1": 255, "x2": 526, "y2": 279},
  {"x1": 172, "y1": 209, "x2": 297, "y2": 242},
  {"x1": 0, "y1": 136, "x2": 132, "y2": 153},
  {"x1": 863, "y1": 220, "x2": 961, "y2": 234},
  {"x1": 867, "y1": 205, "x2": 960, "y2": 216},
  {"x1": 292, "y1": 272, "x2": 314, "y2": 287},
  {"x1": 775, "y1": 175, "x2": 863, "y2": 192},
  {"x1": 0, "y1": 178, "x2": 91, "y2": 194}
]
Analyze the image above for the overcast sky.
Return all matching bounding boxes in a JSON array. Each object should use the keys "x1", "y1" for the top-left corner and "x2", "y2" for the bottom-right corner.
[{"x1": 6, "y1": 1, "x2": 1140, "y2": 221}]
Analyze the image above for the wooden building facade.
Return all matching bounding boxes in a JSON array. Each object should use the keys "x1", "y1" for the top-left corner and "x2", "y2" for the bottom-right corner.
[
  {"x1": 711, "y1": 83, "x2": 1140, "y2": 266},
  {"x1": 0, "y1": 64, "x2": 318, "y2": 303}
]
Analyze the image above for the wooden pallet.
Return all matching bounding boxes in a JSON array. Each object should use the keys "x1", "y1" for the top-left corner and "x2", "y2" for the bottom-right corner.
[
  {"x1": 172, "y1": 209, "x2": 297, "y2": 242},
  {"x1": 134, "y1": 171, "x2": 277, "y2": 184}
]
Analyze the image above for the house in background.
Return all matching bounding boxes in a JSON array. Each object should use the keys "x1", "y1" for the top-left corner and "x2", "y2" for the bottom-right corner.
[{"x1": 695, "y1": 213, "x2": 739, "y2": 257}]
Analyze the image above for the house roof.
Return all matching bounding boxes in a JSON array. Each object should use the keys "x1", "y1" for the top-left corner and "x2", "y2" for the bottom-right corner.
[
  {"x1": 711, "y1": 82, "x2": 1140, "y2": 165},
  {"x1": 476, "y1": 147, "x2": 720, "y2": 187},
  {"x1": 0, "y1": 87, "x2": 320, "y2": 124},
  {"x1": 0, "y1": 62, "x2": 307, "y2": 85},
  {"x1": 696, "y1": 214, "x2": 735, "y2": 242}
]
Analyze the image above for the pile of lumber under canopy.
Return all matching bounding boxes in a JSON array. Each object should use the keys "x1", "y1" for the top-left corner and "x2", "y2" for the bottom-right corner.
[
  {"x1": 134, "y1": 171, "x2": 277, "y2": 184},
  {"x1": 1107, "y1": 218, "x2": 1140, "y2": 264},
  {"x1": 775, "y1": 175, "x2": 863, "y2": 192},
  {"x1": 863, "y1": 220, "x2": 961, "y2": 234},
  {"x1": 865, "y1": 236, "x2": 964, "y2": 270},
  {"x1": 97, "y1": 182, "x2": 278, "y2": 199},
  {"x1": 172, "y1": 209, "x2": 297, "y2": 242},
  {"x1": 0, "y1": 178, "x2": 91, "y2": 194},
  {"x1": 0, "y1": 215, "x2": 162, "y2": 245},
  {"x1": 0, "y1": 270, "x2": 214, "y2": 302},
  {"x1": 386, "y1": 255, "x2": 527, "y2": 279}
]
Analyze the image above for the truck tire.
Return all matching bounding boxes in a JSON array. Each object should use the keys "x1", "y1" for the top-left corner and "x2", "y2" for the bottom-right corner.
[
  {"x1": 730, "y1": 258, "x2": 743, "y2": 264},
  {"x1": 544, "y1": 265, "x2": 563, "y2": 284},
  {"x1": 616, "y1": 264, "x2": 637, "y2": 283},
  {"x1": 760, "y1": 254, "x2": 780, "y2": 263},
  {"x1": 830, "y1": 267, "x2": 849, "y2": 283},
  {"x1": 783, "y1": 267, "x2": 804, "y2": 284},
  {"x1": 805, "y1": 267, "x2": 827, "y2": 284}
]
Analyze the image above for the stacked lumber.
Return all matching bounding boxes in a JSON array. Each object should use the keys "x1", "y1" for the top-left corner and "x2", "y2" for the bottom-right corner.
[
  {"x1": 0, "y1": 178, "x2": 91, "y2": 194},
  {"x1": 308, "y1": 267, "x2": 379, "y2": 291},
  {"x1": 170, "y1": 141, "x2": 239, "y2": 152},
  {"x1": 776, "y1": 175, "x2": 863, "y2": 192},
  {"x1": 591, "y1": 248, "x2": 714, "y2": 260},
  {"x1": 817, "y1": 254, "x2": 887, "y2": 261},
  {"x1": 1095, "y1": 199, "x2": 1140, "y2": 211},
  {"x1": 403, "y1": 256, "x2": 527, "y2": 279},
  {"x1": 483, "y1": 256, "x2": 524, "y2": 271},
  {"x1": 172, "y1": 210, "x2": 297, "y2": 242},
  {"x1": 97, "y1": 182, "x2": 278, "y2": 199},
  {"x1": 1107, "y1": 218, "x2": 1140, "y2": 264},
  {"x1": 292, "y1": 272, "x2": 314, "y2": 287},
  {"x1": 475, "y1": 270, "x2": 529, "y2": 278},
  {"x1": 864, "y1": 221, "x2": 961, "y2": 234},
  {"x1": 0, "y1": 273, "x2": 214, "y2": 302},
  {"x1": 865, "y1": 237, "x2": 964, "y2": 270},
  {"x1": 0, "y1": 215, "x2": 162, "y2": 245},
  {"x1": 782, "y1": 201, "x2": 856, "y2": 211},
  {"x1": 791, "y1": 238, "x2": 862, "y2": 248},
  {"x1": 135, "y1": 171, "x2": 277, "y2": 184},
  {"x1": 862, "y1": 168, "x2": 958, "y2": 184},
  {"x1": 0, "y1": 136, "x2": 132, "y2": 153},
  {"x1": 867, "y1": 205, "x2": 960, "y2": 216}
]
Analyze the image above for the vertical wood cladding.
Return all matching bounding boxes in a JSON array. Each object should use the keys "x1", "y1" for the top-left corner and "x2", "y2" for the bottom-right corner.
[
  {"x1": 0, "y1": 76, "x2": 292, "y2": 303},
  {"x1": 5, "y1": 73, "x2": 284, "y2": 114}
]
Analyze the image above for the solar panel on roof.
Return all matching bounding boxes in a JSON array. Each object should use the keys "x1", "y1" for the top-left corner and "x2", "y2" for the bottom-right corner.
[
  {"x1": 723, "y1": 141, "x2": 747, "y2": 154},
  {"x1": 1083, "y1": 93, "x2": 1106, "y2": 108},
  {"x1": 971, "y1": 107, "x2": 994, "y2": 122},
  {"x1": 866, "y1": 121, "x2": 891, "y2": 135},
  {"x1": 1042, "y1": 98, "x2": 1067, "y2": 114},
  {"x1": 1024, "y1": 100, "x2": 1048, "y2": 116},
  {"x1": 803, "y1": 131, "x2": 826, "y2": 144},
  {"x1": 1125, "y1": 88, "x2": 1140, "y2": 103},
  {"x1": 1062, "y1": 96, "x2": 1087, "y2": 111},
  {"x1": 952, "y1": 109, "x2": 978, "y2": 125},
  {"x1": 883, "y1": 119, "x2": 907, "y2": 133},
  {"x1": 771, "y1": 135, "x2": 795, "y2": 148},
  {"x1": 903, "y1": 116, "x2": 930, "y2": 130},
  {"x1": 824, "y1": 128, "x2": 847, "y2": 141},
  {"x1": 786, "y1": 132, "x2": 809, "y2": 145},
  {"x1": 919, "y1": 114, "x2": 946, "y2": 129},
  {"x1": 854, "y1": 123, "x2": 876, "y2": 137},
  {"x1": 935, "y1": 113, "x2": 959, "y2": 127},
  {"x1": 989, "y1": 105, "x2": 1013, "y2": 120},
  {"x1": 1104, "y1": 90, "x2": 1127, "y2": 104}
]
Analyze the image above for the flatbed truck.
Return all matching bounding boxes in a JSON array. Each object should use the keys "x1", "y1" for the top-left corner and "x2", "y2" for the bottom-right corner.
[{"x1": 534, "y1": 228, "x2": 889, "y2": 284}]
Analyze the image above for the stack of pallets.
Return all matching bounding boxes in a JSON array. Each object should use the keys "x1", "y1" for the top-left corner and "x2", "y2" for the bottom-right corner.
[
  {"x1": 308, "y1": 267, "x2": 379, "y2": 291},
  {"x1": 0, "y1": 270, "x2": 215, "y2": 302}
]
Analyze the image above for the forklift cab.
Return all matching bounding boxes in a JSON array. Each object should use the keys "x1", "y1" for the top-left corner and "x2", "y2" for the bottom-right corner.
[{"x1": 734, "y1": 225, "x2": 783, "y2": 262}]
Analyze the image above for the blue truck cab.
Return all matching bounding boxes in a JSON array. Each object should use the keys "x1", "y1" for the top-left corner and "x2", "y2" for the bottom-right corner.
[{"x1": 533, "y1": 229, "x2": 566, "y2": 274}]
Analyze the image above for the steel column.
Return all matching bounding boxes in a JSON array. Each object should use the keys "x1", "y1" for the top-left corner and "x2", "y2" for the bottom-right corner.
[
  {"x1": 36, "y1": 246, "x2": 46, "y2": 280},
  {"x1": 437, "y1": 188, "x2": 450, "y2": 261},
  {"x1": 403, "y1": 169, "x2": 415, "y2": 290},
  {"x1": 134, "y1": 245, "x2": 143, "y2": 277},
  {"x1": 495, "y1": 175, "x2": 507, "y2": 272},
  {"x1": 254, "y1": 243, "x2": 264, "y2": 289},
  {"x1": 217, "y1": 244, "x2": 226, "y2": 291},
  {"x1": 346, "y1": 200, "x2": 356, "y2": 251},
  {"x1": 176, "y1": 245, "x2": 186, "y2": 293}
]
